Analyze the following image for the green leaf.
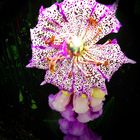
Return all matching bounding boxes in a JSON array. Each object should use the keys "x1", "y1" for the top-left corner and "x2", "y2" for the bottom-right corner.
[
  {"x1": 31, "y1": 99, "x2": 38, "y2": 109},
  {"x1": 11, "y1": 45, "x2": 19, "y2": 60},
  {"x1": 56, "y1": 0, "x2": 62, "y2": 3}
]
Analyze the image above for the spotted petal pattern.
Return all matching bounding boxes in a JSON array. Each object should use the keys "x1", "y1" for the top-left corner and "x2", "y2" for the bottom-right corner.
[{"x1": 27, "y1": 0, "x2": 135, "y2": 96}]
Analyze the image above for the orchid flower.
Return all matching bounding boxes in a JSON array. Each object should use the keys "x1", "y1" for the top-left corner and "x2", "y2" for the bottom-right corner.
[{"x1": 26, "y1": 0, "x2": 135, "y2": 122}]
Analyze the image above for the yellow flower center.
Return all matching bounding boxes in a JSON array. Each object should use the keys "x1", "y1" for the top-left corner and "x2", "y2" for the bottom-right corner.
[{"x1": 67, "y1": 36, "x2": 84, "y2": 56}]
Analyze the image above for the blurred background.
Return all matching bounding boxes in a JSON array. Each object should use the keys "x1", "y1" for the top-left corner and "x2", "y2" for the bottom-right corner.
[{"x1": 0, "y1": 0, "x2": 140, "y2": 139}]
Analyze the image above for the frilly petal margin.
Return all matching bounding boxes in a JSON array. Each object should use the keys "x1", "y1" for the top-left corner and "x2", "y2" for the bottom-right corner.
[
  {"x1": 49, "y1": 88, "x2": 105, "y2": 123},
  {"x1": 26, "y1": 0, "x2": 135, "y2": 95},
  {"x1": 26, "y1": 0, "x2": 136, "y2": 125},
  {"x1": 48, "y1": 90, "x2": 71, "y2": 112}
]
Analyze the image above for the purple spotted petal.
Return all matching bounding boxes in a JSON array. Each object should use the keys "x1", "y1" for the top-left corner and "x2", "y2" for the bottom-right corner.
[{"x1": 27, "y1": 0, "x2": 135, "y2": 97}]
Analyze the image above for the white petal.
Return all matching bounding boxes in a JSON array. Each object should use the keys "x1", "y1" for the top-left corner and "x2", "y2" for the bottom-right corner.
[
  {"x1": 125, "y1": 57, "x2": 136, "y2": 64},
  {"x1": 73, "y1": 94, "x2": 89, "y2": 114},
  {"x1": 51, "y1": 90, "x2": 71, "y2": 112},
  {"x1": 77, "y1": 111, "x2": 92, "y2": 123}
]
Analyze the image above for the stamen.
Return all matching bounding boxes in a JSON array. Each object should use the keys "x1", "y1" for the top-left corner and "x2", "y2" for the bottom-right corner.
[
  {"x1": 49, "y1": 62, "x2": 55, "y2": 74},
  {"x1": 88, "y1": 17, "x2": 97, "y2": 27},
  {"x1": 103, "y1": 60, "x2": 109, "y2": 66},
  {"x1": 82, "y1": 51, "x2": 99, "y2": 65},
  {"x1": 83, "y1": 51, "x2": 109, "y2": 67},
  {"x1": 73, "y1": 57, "x2": 90, "y2": 77},
  {"x1": 81, "y1": 17, "x2": 98, "y2": 41},
  {"x1": 68, "y1": 70, "x2": 73, "y2": 78},
  {"x1": 92, "y1": 28, "x2": 102, "y2": 41},
  {"x1": 45, "y1": 35, "x2": 55, "y2": 45},
  {"x1": 47, "y1": 54, "x2": 65, "y2": 74}
]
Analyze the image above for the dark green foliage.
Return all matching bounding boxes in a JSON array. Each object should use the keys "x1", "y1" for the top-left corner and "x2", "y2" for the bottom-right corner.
[{"x1": 0, "y1": 0, "x2": 63, "y2": 139}]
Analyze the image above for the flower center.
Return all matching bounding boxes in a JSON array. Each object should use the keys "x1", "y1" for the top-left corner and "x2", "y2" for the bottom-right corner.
[{"x1": 67, "y1": 36, "x2": 84, "y2": 56}]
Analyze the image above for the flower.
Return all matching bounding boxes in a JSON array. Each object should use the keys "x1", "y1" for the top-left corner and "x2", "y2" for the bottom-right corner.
[
  {"x1": 48, "y1": 90, "x2": 71, "y2": 112},
  {"x1": 49, "y1": 88, "x2": 105, "y2": 123},
  {"x1": 26, "y1": 0, "x2": 136, "y2": 123},
  {"x1": 27, "y1": 0, "x2": 135, "y2": 97}
]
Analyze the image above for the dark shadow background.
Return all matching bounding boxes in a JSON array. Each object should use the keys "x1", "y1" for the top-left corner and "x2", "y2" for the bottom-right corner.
[{"x1": 0, "y1": 0, "x2": 140, "y2": 140}]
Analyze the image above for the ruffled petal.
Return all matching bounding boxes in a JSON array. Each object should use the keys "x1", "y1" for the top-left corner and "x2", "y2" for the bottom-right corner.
[
  {"x1": 61, "y1": 105, "x2": 76, "y2": 121},
  {"x1": 77, "y1": 110, "x2": 103, "y2": 123},
  {"x1": 73, "y1": 94, "x2": 89, "y2": 114},
  {"x1": 90, "y1": 88, "x2": 105, "y2": 111},
  {"x1": 26, "y1": 45, "x2": 57, "y2": 70},
  {"x1": 86, "y1": 40, "x2": 129, "y2": 81},
  {"x1": 48, "y1": 90, "x2": 71, "y2": 112}
]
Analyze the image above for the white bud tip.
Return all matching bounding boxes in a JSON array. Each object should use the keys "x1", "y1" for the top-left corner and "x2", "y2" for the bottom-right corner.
[
  {"x1": 40, "y1": 81, "x2": 46, "y2": 86},
  {"x1": 26, "y1": 63, "x2": 33, "y2": 68},
  {"x1": 126, "y1": 58, "x2": 136, "y2": 64}
]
